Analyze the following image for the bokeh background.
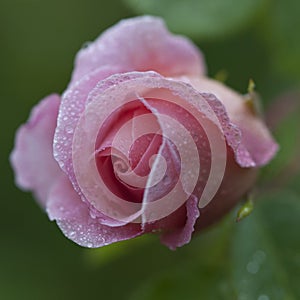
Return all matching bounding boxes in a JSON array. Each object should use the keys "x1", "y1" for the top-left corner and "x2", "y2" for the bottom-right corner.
[{"x1": 1, "y1": 0, "x2": 299, "y2": 299}]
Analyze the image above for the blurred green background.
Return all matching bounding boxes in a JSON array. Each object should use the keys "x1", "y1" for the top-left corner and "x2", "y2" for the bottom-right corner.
[{"x1": 1, "y1": 0, "x2": 299, "y2": 299}]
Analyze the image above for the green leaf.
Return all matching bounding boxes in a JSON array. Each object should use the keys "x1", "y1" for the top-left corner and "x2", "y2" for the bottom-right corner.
[
  {"x1": 259, "y1": 0, "x2": 300, "y2": 81},
  {"x1": 231, "y1": 191, "x2": 300, "y2": 300},
  {"x1": 123, "y1": 0, "x2": 269, "y2": 40},
  {"x1": 130, "y1": 218, "x2": 236, "y2": 300},
  {"x1": 129, "y1": 191, "x2": 300, "y2": 299}
]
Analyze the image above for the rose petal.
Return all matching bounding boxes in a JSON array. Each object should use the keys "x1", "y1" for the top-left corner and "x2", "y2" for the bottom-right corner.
[
  {"x1": 47, "y1": 175, "x2": 142, "y2": 248},
  {"x1": 71, "y1": 16, "x2": 205, "y2": 84},
  {"x1": 55, "y1": 66, "x2": 136, "y2": 226},
  {"x1": 71, "y1": 71, "x2": 235, "y2": 225},
  {"x1": 58, "y1": 71, "x2": 275, "y2": 247},
  {"x1": 195, "y1": 147, "x2": 258, "y2": 230},
  {"x1": 160, "y1": 195, "x2": 200, "y2": 250},
  {"x1": 46, "y1": 174, "x2": 87, "y2": 221},
  {"x1": 183, "y1": 76, "x2": 279, "y2": 167},
  {"x1": 54, "y1": 66, "x2": 123, "y2": 179},
  {"x1": 10, "y1": 94, "x2": 62, "y2": 207}
]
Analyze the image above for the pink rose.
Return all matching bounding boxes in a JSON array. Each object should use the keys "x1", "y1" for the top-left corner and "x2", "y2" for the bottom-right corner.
[{"x1": 10, "y1": 16, "x2": 278, "y2": 250}]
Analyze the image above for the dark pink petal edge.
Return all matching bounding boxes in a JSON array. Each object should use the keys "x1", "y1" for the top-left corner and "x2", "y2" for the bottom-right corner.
[
  {"x1": 201, "y1": 92, "x2": 278, "y2": 168},
  {"x1": 160, "y1": 195, "x2": 200, "y2": 250},
  {"x1": 200, "y1": 93, "x2": 256, "y2": 168}
]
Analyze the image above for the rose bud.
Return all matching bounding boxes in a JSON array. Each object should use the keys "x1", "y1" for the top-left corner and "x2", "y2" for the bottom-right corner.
[{"x1": 10, "y1": 16, "x2": 278, "y2": 250}]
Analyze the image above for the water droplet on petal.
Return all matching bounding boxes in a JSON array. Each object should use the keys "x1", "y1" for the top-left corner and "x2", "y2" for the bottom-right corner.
[
  {"x1": 69, "y1": 231, "x2": 76, "y2": 238},
  {"x1": 87, "y1": 242, "x2": 93, "y2": 248},
  {"x1": 162, "y1": 175, "x2": 171, "y2": 185},
  {"x1": 65, "y1": 125, "x2": 74, "y2": 134}
]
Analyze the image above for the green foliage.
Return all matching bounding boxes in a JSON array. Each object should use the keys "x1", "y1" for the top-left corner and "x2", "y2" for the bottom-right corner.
[
  {"x1": 130, "y1": 192, "x2": 300, "y2": 299},
  {"x1": 259, "y1": 0, "x2": 300, "y2": 81},
  {"x1": 124, "y1": 0, "x2": 269, "y2": 40},
  {"x1": 231, "y1": 191, "x2": 300, "y2": 300},
  {"x1": 261, "y1": 92, "x2": 300, "y2": 183}
]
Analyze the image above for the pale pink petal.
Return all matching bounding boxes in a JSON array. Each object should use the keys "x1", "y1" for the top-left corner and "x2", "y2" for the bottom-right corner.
[
  {"x1": 46, "y1": 174, "x2": 87, "y2": 221},
  {"x1": 71, "y1": 16, "x2": 205, "y2": 84},
  {"x1": 10, "y1": 94, "x2": 62, "y2": 207},
  {"x1": 54, "y1": 67, "x2": 145, "y2": 226},
  {"x1": 160, "y1": 195, "x2": 200, "y2": 250},
  {"x1": 47, "y1": 175, "x2": 142, "y2": 248},
  {"x1": 182, "y1": 76, "x2": 279, "y2": 167},
  {"x1": 54, "y1": 66, "x2": 123, "y2": 180},
  {"x1": 195, "y1": 147, "x2": 258, "y2": 230}
]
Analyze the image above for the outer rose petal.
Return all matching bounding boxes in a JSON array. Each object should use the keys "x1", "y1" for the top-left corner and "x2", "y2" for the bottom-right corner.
[
  {"x1": 47, "y1": 175, "x2": 142, "y2": 248},
  {"x1": 10, "y1": 94, "x2": 62, "y2": 207},
  {"x1": 54, "y1": 66, "x2": 123, "y2": 180},
  {"x1": 71, "y1": 16, "x2": 205, "y2": 84},
  {"x1": 184, "y1": 76, "x2": 279, "y2": 167},
  {"x1": 195, "y1": 147, "x2": 258, "y2": 230},
  {"x1": 161, "y1": 195, "x2": 200, "y2": 250},
  {"x1": 54, "y1": 66, "x2": 130, "y2": 227}
]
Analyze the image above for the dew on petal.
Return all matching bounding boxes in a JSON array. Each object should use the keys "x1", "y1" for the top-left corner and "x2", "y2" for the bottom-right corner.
[{"x1": 86, "y1": 242, "x2": 93, "y2": 248}]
